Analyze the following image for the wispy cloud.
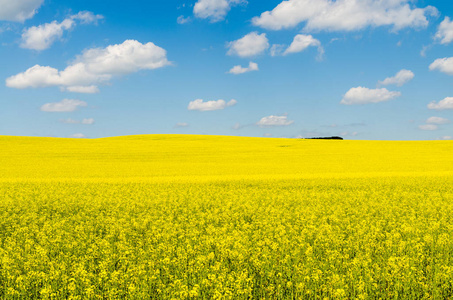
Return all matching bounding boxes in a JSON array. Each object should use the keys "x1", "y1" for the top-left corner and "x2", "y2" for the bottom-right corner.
[
  {"x1": 188, "y1": 99, "x2": 237, "y2": 111},
  {"x1": 41, "y1": 99, "x2": 87, "y2": 112}
]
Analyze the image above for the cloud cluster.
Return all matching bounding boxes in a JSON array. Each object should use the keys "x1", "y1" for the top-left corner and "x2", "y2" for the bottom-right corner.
[
  {"x1": 427, "y1": 97, "x2": 453, "y2": 110},
  {"x1": 228, "y1": 32, "x2": 323, "y2": 59},
  {"x1": 188, "y1": 99, "x2": 237, "y2": 111},
  {"x1": 40, "y1": 99, "x2": 87, "y2": 112},
  {"x1": 0, "y1": 0, "x2": 44, "y2": 22},
  {"x1": 227, "y1": 32, "x2": 269, "y2": 57},
  {"x1": 378, "y1": 69, "x2": 414, "y2": 87},
  {"x1": 252, "y1": 0, "x2": 437, "y2": 32},
  {"x1": 419, "y1": 116, "x2": 450, "y2": 131},
  {"x1": 435, "y1": 17, "x2": 453, "y2": 45},
  {"x1": 256, "y1": 115, "x2": 294, "y2": 126},
  {"x1": 341, "y1": 87, "x2": 401, "y2": 105},
  {"x1": 228, "y1": 61, "x2": 258, "y2": 74},
  {"x1": 194, "y1": 0, "x2": 246, "y2": 22},
  {"x1": 20, "y1": 11, "x2": 103, "y2": 51},
  {"x1": 6, "y1": 40, "x2": 170, "y2": 93}
]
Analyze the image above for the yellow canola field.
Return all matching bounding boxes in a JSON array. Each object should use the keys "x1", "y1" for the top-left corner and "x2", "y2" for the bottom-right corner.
[{"x1": 1, "y1": 135, "x2": 453, "y2": 299}]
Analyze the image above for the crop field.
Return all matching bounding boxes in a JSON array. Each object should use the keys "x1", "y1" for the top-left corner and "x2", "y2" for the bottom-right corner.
[{"x1": 1, "y1": 135, "x2": 453, "y2": 299}]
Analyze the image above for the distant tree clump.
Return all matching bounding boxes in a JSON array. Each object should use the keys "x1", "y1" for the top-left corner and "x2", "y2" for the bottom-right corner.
[{"x1": 304, "y1": 136, "x2": 344, "y2": 140}]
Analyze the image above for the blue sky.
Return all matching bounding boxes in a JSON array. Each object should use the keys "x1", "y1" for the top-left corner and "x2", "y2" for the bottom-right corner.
[{"x1": 1, "y1": 0, "x2": 453, "y2": 140}]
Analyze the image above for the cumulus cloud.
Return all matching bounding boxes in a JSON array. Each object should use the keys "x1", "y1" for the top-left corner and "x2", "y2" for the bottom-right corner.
[
  {"x1": 378, "y1": 69, "x2": 414, "y2": 87},
  {"x1": 68, "y1": 133, "x2": 86, "y2": 138},
  {"x1": 60, "y1": 118, "x2": 95, "y2": 124},
  {"x1": 284, "y1": 34, "x2": 324, "y2": 58},
  {"x1": 194, "y1": 0, "x2": 246, "y2": 22},
  {"x1": 435, "y1": 17, "x2": 453, "y2": 44},
  {"x1": 40, "y1": 99, "x2": 87, "y2": 112},
  {"x1": 188, "y1": 99, "x2": 237, "y2": 111},
  {"x1": 252, "y1": 0, "x2": 437, "y2": 32},
  {"x1": 427, "y1": 97, "x2": 453, "y2": 110},
  {"x1": 228, "y1": 61, "x2": 258, "y2": 74},
  {"x1": 426, "y1": 116, "x2": 450, "y2": 125},
  {"x1": 341, "y1": 87, "x2": 401, "y2": 105},
  {"x1": 256, "y1": 115, "x2": 294, "y2": 126},
  {"x1": 429, "y1": 57, "x2": 453, "y2": 75},
  {"x1": 418, "y1": 124, "x2": 438, "y2": 131},
  {"x1": 6, "y1": 40, "x2": 170, "y2": 93},
  {"x1": 0, "y1": 0, "x2": 44, "y2": 22},
  {"x1": 227, "y1": 32, "x2": 269, "y2": 57},
  {"x1": 21, "y1": 19, "x2": 74, "y2": 50},
  {"x1": 440, "y1": 136, "x2": 452, "y2": 140},
  {"x1": 20, "y1": 11, "x2": 103, "y2": 51}
]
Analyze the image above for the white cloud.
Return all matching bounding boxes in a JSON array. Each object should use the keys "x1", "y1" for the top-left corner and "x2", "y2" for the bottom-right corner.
[
  {"x1": 270, "y1": 44, "x2": 285, "y2": 56},
  {"x1": 188, "y1": 99, "x2": 237, "y2": 111},
  {"x1": 60, "y1": 118, "x2": 79, "y2": 124},
  {"x1": 435, "y1": 17, "x2": 453, "y2": 45},
  {"x1": 232, "y1": 122, "x2": 242, "y2": 130},
  {"x1": 21, "y1": 19, "x2": 74, "y2": 50},
  {"x1": 252, "y1": 0, "x2": 437, "y2": 32},
  {"x1": 20, "y1": 11, "x2": 103, "y2": 51},
  {"x1": 0, "y1": 0, "x2": 44, "y2": 22},
  {"x1": 228, "y1": 61, "x2": 258, "y2": 74},
  {"x1": 426, "y1": 116, "x2": 450, "y2": 125},
  {"x1": 40, "y1": 99, "x2": 87, "y2": 112},
  {"x1": 63, "y1": 85, "x2": 100, "y2": 94},
  {"x1": 177, "y1": 15, "x2": 191, "y2": 24},
  {"x1": 227, "y1": 32, "x2": 269, "y2": 57},
  {"x1": 256, "y1": 115, "x2": 294, "y2": 126},
  {"x1": 72, "y1": 11, "x2": 103, "y2": 24},
  {"x1": 427, "y1": 97, "x2": 453, "y2": 110},
  {"x1": 6, "y1": 40, "x2": 170, "y2": 92},
  {"x1": 420, "y1": 45, "x2": 431, "y2": 57},
  {"x1": 283, "y1": 34, "x2": 323, "y2": 58},
  {"x1": 440, "y1": 136, "x2": 452, "y2": 140},
  {"x1": 341, "y1": 87, "x2": 401, "y2": 105},
  {"x1": 68, "y1": 133, "x2": 86, "y2": 138},
  {"x1": 378, "y1": 69, "x2": 414, "y2": 87},
  {"x1": 60, "y1": 117, "x2": 95, "y2": 124},
  {"x1": 175, "y1": 122, "x2": 189, "y2": 127},
  {"x1": 419, "y1": 124, "x2": 438, "y2": 131},
  {"x1": 194, "y1": 0, "x2": 246, "y2": 22},
  {"x1": 81, "y1": 118, "x2": 95, "y2": 125},
  {"x1": 429, "y1": 57, "x2": 453, "y2": 75}
]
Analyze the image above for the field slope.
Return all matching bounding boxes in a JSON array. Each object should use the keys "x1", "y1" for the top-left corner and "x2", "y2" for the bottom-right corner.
[{"x1": 1, "y1": 135, "x2": 453, "y2": 299}]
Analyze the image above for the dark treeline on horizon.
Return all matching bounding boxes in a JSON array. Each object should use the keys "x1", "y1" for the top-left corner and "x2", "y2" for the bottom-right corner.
[{"x1": 304, "y1": 136, "x2": 344, "y2": 140}]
